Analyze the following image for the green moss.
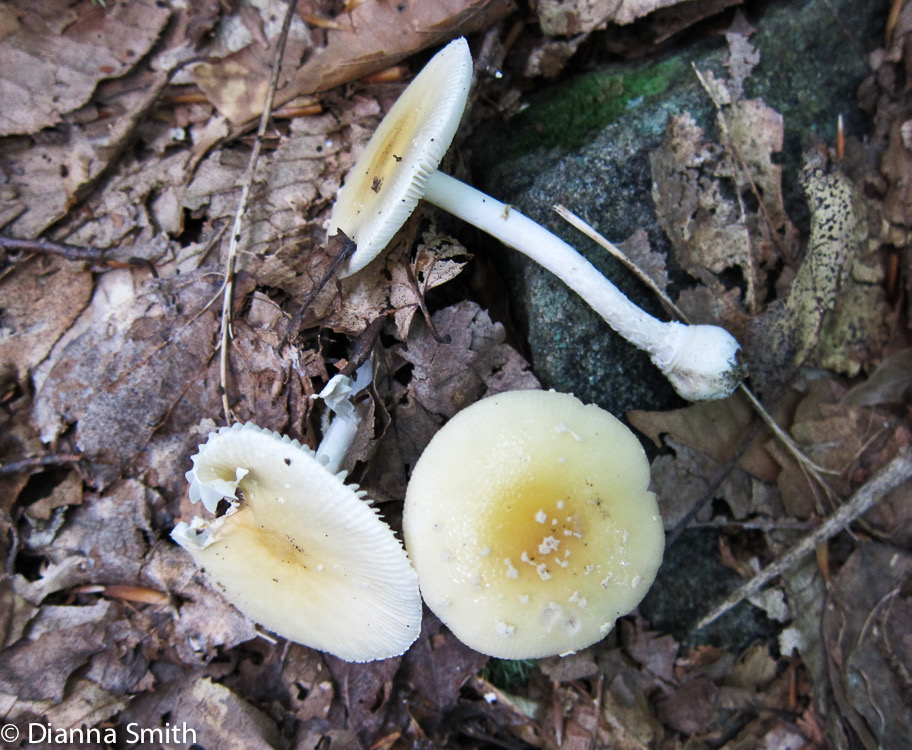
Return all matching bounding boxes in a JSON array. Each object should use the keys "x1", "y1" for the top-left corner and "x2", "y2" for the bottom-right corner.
[
  {"x1": 483, "y1": 658, "x2": 537, "y2": 691},
  {"x1": 507, "y1": 57, "x2": 686, "y2": 155}
]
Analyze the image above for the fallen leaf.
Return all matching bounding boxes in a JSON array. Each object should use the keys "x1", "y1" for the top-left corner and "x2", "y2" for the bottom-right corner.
[
  {"x1": 281, "y1": 0, "x2": 517, "y2": 112},
  {"x1": 843, "y1": 348, "x2": 912, "y2": 407},
  {"x1": 822, "y1": 543, "x2": 912, "y2": 750},
  {"x1": 655, "y1": 675, "x2": 719, "y2": 735},
  {"x1": 0, "y1": 623, "x2": 105, "y2": 702},
  {"x1": 0, "y1": 257, "x2": 93, "y2": 382},
  {"x1": 0, "y1": 0, "x2": 170, "y2": 136},
  {"x1": 746, "y1": 167, "x2": 864, "y2": 395},
  {"x1": 117, "y1": 674, "x2": 281, "y2": 749},
  {"x1": 33, "y1": 271, "x2": 223, "y2": 486},
  {"x1": 629, "y1": 390, "x2": 779, "y2": 483}
]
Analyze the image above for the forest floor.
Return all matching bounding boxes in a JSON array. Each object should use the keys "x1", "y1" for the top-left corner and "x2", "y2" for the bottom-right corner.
[{"x1": 1, "y1": 1, "x2": 912, "y2": 749}]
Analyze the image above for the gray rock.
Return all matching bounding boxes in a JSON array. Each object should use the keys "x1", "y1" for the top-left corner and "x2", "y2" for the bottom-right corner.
[{"x1": 466, "y1": 0, "x2": 886, "y2": 416}]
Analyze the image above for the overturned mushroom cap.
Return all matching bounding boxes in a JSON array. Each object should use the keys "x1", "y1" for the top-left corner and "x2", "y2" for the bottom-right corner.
[
  {"x1": 328, "y1": 37, "x2": 472, "y2": 276},
  {"x1": 403, "y1": 390, "x2": 664, "y2": 659},
  {"x1": 172, "y1": 422, "x2": 422, "y2": 662}
]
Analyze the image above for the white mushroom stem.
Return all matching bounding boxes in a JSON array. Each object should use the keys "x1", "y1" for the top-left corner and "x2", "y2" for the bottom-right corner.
[
  {"x1": 313, "y1": 360, "x2": 373, "y2": 474},
  {"x1": 421, "y1": 170, "x2": 741, "y2": 401}
]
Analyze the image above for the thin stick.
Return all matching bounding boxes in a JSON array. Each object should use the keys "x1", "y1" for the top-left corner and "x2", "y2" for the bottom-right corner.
[
  {"x1": 697, "y1": 448, "x2": 912, "y2": 628},
  {"x1": 553, "y1": 205, "x2": 684, "y2": 319},
  {"x1": 0, "y1": 236, "x2": 155, "y2": 270},
  {"x1": 218, "y1": 0, "x2": 298, "y2": 423},
  {"x1": 0, "y1": 454, "x2": 83, "y2": 475},
  {"x1": 554, "y1": 204, "x2": 836, "y2": 484},
  {"x1": 277, "y1": 231, "x2": 356, "y2": 352}
]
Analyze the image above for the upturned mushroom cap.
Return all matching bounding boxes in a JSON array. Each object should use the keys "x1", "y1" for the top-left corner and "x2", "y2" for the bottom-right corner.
[
  {"x1": 403, "y1": 390, "x2": 664, "y2": 659},
  {"x1": 328, "y1": 37, "x2": 472, "y2": 276},
  {"x1": 172, "y1": 422, "x2": 422, "y2": 662}
]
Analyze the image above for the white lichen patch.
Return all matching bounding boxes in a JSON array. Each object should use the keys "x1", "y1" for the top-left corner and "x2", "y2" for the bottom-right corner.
[
  {"x1": 494, "y1": 620, "x2": 515, "y2": 637},
  {"x1": 536, "y1": 563, "x2": 552, "y2": 581},
  {"x1": 504, "y1": 559, "x2": 519, "y2": 579},
  {"x1": 535, "y1": 509, "x2": 547, "y2": 524}
]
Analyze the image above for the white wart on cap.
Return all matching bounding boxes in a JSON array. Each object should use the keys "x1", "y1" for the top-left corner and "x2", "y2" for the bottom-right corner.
[
  {"x1": 403, "y1": 390, "x2": 664, "y2": 659},
  {"x1": 172, "y1": 422, "x2": 422, "y2": 662},
  {"x1": 329, "y1": 37, "x2": 472, "y2": 276}
]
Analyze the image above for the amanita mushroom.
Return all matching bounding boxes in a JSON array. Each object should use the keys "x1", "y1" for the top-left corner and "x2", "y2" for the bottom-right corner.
[
  {"x1": 329, "y1": 37, "x2": 742, "y2": 401},
  {"x1": 171, "y1": 415, "x2": 421, "y2": 662},
  {"x1": 402, "y1": 389, "x2": 664, "y2": 659}
]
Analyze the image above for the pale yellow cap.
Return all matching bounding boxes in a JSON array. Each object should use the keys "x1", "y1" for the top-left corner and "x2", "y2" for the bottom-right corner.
[
  {"x1": 172, "y1": 423, "x2": 422, "y2": 662},
  {"x1": 328, "y1": 37, "x2": 472, "y2": 276},
  {"x1": 403, "y1": 390, "x2": 663, "y2": 658}
]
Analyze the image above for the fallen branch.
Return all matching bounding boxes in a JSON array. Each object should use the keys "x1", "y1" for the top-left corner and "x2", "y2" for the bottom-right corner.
[{"x1": 697, "y1": 447, "x2": 912, "y2": 628}]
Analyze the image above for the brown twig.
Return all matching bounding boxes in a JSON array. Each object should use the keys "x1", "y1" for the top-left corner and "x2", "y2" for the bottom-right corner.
[
  {"x1": 697, "y1": 448, "x2": 912, "y2": 628},
  {"x1": 277, "y1": 231, "x2": 356, "y2": 352},
  {"x1": 218, "y1": 0, "x2": 299, "y2": 423},
  {"x1": 0, "y1": 236, "x2": 156, "y2": 271},
  {"x1": 0, "y1": 454, "x2": 83, "y2": 475}
]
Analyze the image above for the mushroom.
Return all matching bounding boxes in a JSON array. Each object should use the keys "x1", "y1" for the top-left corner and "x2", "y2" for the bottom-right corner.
[
  {"x1": 172, "y1": 407, "x2": 421, "y2": 662},
  {"x1": 402, "y1": 389, "x2": 664, "y2": 659},
  {"x1": 328, "y1": 37, "x2": 742, "y2": 401}
]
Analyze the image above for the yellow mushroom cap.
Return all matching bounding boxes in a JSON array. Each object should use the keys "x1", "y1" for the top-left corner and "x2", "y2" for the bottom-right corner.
[
  {"x1": 172, "y1": 423, "x2": 422, "y2": 662},
  {"x1": 328, "y1": 37, "x2": 473, "y2": 276},
  {"x1": 403, "y1": 390, "x2": 664, "y2": 659}
]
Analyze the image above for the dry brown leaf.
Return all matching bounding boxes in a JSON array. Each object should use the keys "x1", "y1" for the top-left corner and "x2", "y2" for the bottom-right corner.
[
  {"x1": 772, "y1": 379, "x2": 902, "y2": 519},
  {"x1": 399, "y1": 612, "x2": 490, "y2": 738},
  {"x1": 843, "y1": 348, "x2": 912, "y2": 407},
  {"x1": 33, "y1": 271, "x2": 224, "y2": 486},
  {"x1": 822, "y1": 544, "x2": 912, "y2": 750},
  {"x1": 629, "y1": 390, "x2": 779, "y2": 483},
  {"x1": 372, "y1": 301, "x2": 538, "y2": 501},
  {"x1": 0, "y1": 257, "x2": 93, "y2": 381},
  {"x1": 0, "y1": 0, "x2": 170, "y2": 136},
  {"x1": 746, "y1": 167, "x2": 864, "y2": 395},
  {"x1": 655, "y1": 675, "x2": 719, "y2": 735},
  {"x1": 535, "y1": 0, "x2": 724, "y2": 33},
  {"x1": 0, "y1": 678, "x2": 129, "y2": 741},
  {"x1": 281, "y1": 0, "x2": 517, "y2": 108},
  {"x1": 196, "y1": 0, "x2": 516, "y2": 123},
  {"x1": 189, "y1": 0, "x2": 311, "y2": 123},
  {"x1": 0, "y1": 2, "x2": 221, "y2": 239},
  {"x1": 117, "y1": 674, "x2": 281, "y2": 749},
  {"x1": 0, "y1": 623, "x2": 105, "y2": 702},
  {"x1": 143, "y1": 544, "x2": 258, "y2": 666}
]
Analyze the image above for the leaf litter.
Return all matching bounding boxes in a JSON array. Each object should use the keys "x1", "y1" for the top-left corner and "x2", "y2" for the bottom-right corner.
[{"x1": 0, "y1": 1, "x2": 911, "y2": 749}]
